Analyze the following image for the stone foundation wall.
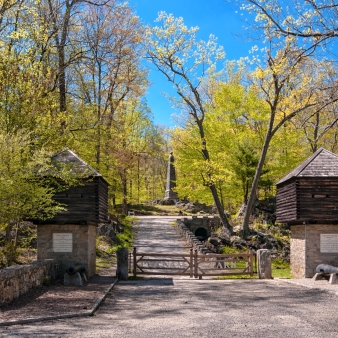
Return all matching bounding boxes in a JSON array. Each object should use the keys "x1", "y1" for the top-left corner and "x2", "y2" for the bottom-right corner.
[
  {"x1": 290, "y1": 225, "x2": 306, "y2": 278},
  {"x1": 0, "y1": 259, "x2": 58, "y2": 305},
  {"x1": 176, "y1": 219, "x2": 210, "y2": 254},
  {"x1": 37, "y1": 224, "x2": 96, "y2": 277},
  {"x1": 291, "y1": 224, "x2": 338, "y2": 278},
  {"x1": 181, "y1": 216, "x2": 220, "y2": 237}
]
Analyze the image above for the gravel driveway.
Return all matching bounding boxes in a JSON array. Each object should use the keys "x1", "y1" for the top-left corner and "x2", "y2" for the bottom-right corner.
[
  {"x1": 1, "y1": 216, "x2": 338, "y2": 337},
  {"x1": 133, "y1": 216, "x2": 188, "y2": 254}
]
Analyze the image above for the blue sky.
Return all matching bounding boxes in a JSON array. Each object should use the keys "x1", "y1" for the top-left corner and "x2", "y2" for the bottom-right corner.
[{"x1": 128, "y1": 0, "x2": 256, "y2": 127}]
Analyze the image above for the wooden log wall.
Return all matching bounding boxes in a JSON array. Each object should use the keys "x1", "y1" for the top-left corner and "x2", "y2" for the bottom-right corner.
[
  {"x1": 276, "y1": 181, "x2": 297, "y2": 223},
  {"x1": 297, "y1": 178, "x2": 338, "y2": 221},
  {"x1": 48, "y1": 177, "x2": 109, "y2": 224},
  {"x1": 276, "y1": 178, "x2": 338, "y2": 223}
]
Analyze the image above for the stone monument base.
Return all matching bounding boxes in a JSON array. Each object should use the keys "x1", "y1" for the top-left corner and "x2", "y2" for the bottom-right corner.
[{"x1": 37, "y1": 223, "x2": 97, "y2": 277}]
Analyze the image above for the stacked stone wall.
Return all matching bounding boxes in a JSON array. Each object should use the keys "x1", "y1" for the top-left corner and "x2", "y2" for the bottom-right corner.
[
  {"x1": 37, "y1": 224, "x2": 96, "y2": 277},
  {"x1": 0, "y1": 259, "x2": 58, "y2": 305},
  {"x1": 182, "y1": 216, "x2": 220, "y2": 237},
  {"x1": 291, "y1": 224, "x2": 338, "y2": 278},
  {"x1": 176, "y1": 218, "x2": 214, "y2": 254}
]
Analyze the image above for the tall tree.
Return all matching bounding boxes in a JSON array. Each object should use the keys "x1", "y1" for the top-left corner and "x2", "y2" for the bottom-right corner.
[
  {"x1": 0, "y1": 131, "x2": 67, "y2": 266},
  {"x1": 72, "y1": 1, "x2": 147, "y2": 166},
  {"x1": 104, "y1": 99, "x2": 161, "y2": 214},
  {"x1": 145, "y1": 12, "x2": 232, "y2": 235},
  {"x1": 240, "y1": 42, "x2": 338, "y2": 235},
  {"x1": 40, "y1": 0, "x2": 111, "y2": 119},
  {"x1": 242, "y1": 0, "x2": 338, "y2": 53}
]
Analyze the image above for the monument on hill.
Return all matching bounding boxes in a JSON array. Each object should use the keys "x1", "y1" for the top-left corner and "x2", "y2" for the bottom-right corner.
[{"x1": 164, "y1": 152, "x2": 178, "y2": 201}]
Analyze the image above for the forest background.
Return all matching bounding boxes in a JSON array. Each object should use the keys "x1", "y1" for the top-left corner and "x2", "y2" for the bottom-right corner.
[{"x1": 1, "y1": 0, "x2": 338, "y2": 248}]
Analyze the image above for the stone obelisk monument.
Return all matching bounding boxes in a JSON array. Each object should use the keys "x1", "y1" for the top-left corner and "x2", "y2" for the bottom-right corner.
[{"x1": 164, "y1": 152, "x2": 178, "y2": 201}]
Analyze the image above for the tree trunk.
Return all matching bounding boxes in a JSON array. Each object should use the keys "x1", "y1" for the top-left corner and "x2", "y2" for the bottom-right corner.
[
  {"x1": 195, "y1": 120, "x2": 233, "y2": 235},
  {"x1": 58, "y1": 49, "x2": 67, "y2": 113},
  {"x1": 209, "y1": 184, "x2": 232, "y2": 236},
  {"x1": 242, "y1": 132, "x2": 272, "y2": 236},
  {"x1": 121, "y1": 171, "x2": 128, "y2": 215},
  {"x1": 5, "y1": 224, "x2": 15, "y2": 266}
]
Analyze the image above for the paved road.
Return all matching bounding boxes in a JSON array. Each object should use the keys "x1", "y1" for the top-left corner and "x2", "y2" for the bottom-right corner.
[{"x1": 2, "y1": 216, "x2": 338, "y2": 337}]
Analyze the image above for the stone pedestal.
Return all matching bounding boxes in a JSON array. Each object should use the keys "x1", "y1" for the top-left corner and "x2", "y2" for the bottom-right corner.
[
  {"x1": 312, "y1": 272, "x2": 337, "y2": 284},
  {"x1": 37, "y1": 224, "x2": 97, "y2": 277},
  {"x1": 257, "y1": 249, "x2": 272, "y2": 279},
  {"x1": 291, "y1": 224, "x2": 338, "y2": 278}
]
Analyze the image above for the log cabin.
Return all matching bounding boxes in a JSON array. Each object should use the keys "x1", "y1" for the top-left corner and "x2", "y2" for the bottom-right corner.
[
  {"x1": 42, "y1": 148, "x2": 109, "y2": 225},
  {"x1": 276, "y1": 148, "x2": 338, "y2": 225}
]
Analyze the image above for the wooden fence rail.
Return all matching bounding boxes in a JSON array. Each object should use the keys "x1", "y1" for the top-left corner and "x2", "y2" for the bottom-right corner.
[{"x1": 131, "y1": 247, "x2": 254, "y2": 279}]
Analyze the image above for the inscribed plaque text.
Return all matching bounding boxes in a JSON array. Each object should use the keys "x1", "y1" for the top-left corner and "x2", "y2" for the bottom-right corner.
[
  {"x1": 53, "y1": 233, "x2": 73, "y2": 252},
  {"x1": 320, "y1": 234, "x2": 338, "y2": 253}
]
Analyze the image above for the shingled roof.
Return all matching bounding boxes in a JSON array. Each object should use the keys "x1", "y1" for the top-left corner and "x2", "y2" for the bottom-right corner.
[
  {"x1": 51, "y1": 148, "x2": 103, "y2": 178},
  {"x1": 276, "y1": 148, "x2": 338, "y2": 185}
]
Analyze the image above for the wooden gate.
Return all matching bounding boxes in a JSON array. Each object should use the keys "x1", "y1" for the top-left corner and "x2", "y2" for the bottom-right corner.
[{"x1": 131, "y1": 247, "x2": 254, "y2": 278}]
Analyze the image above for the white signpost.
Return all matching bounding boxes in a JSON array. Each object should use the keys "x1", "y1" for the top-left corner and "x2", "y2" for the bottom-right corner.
[
  {"x1": 320, "y1": 234, "x2": 338, "y2": 253},
  {"x1": 53, "y1": 233, "x2": 73, "y2": 252}
]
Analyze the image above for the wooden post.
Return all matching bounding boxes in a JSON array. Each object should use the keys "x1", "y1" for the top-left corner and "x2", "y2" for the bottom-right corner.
[
  {"x1": 133, "y1": 247, "x2": 137, "y2": 277},
  {"x1": 249, "y1": 251, "x2": 254, "y2": 277},
  {"x1": 194, "y1": 249, "x2": 198, "y2": 279},
  {"x1": 190, "y1": 248, "x2": 193, "y2": 278}
]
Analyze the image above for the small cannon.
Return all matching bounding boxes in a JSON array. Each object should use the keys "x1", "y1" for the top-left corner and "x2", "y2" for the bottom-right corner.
[
  {"x1": 313, "y1": 264, "x2": 338, "y2": 284},
  {"x1": 66, "y1": 264, "x2": 86, "y2": 275},
  {"x1": 64, "y1": 264, "x2": 87, "y2": 286},
  {"x1": 316, "y1": 264, "x2": 338, "y2": 275}
]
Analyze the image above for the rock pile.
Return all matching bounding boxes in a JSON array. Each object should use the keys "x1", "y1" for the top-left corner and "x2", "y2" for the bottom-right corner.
[
  {"x1": 206, "y1": 223, "x2": 290, "y2": 261},
  {"x1": 96, "y1": 218, "x2": 125, "y2": 241}
]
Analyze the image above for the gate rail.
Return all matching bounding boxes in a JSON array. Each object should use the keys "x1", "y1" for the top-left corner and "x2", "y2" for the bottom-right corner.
[{"x1": 131, "y1": 247, "x2": 254, "y2": 279}]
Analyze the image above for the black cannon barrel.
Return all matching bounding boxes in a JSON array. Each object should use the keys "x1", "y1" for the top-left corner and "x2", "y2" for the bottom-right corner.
[{"x1": 66, "y1": 264, "x2": 85, "y2": 275}]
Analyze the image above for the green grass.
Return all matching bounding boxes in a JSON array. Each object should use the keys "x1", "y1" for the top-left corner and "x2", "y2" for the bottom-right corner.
[
  {"x1": 110, "y1": 216, "x2": 135, "y2": 252},
  {"x1": 272, "y1": 259, "x2": 291, "y2": 278},
  {"x1": 96, "y1": 257, "x2": 116, "y2": 268},
  {"x1": 95, "y1": 216, "x2": 136, "y2": 273},
  {"x1": 221, "y1": 246, "x2": 247, "y2": 254},
  {"x1": 212, "y1": 255, "x2": 291, "y2": 279}
]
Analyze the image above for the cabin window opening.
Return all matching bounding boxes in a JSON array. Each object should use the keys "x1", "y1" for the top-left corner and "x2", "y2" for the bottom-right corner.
[{"x1": 312, "y1": 194, "x2": 330, "y2": 198}]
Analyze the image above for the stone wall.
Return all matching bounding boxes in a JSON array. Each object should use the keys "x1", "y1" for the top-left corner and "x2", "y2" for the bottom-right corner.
[
  {"x1": 181, "y1": 216, "x2": 220, "y2": 238},
  {"x1": 176, "y1": 218, "x2": 212, "y2": 254},
  {"x1": 291, "y1": 224, "x2": 338, "y2": 278},
  {"x1": 290, "y1": 225, "x2": 306, "y2": 278},
  {"x1": 0, "y1": 259, "x2": 58, "y2": 305},
  {"x1": 37, "y1": 224, "x2": 97, "y2": 277}
]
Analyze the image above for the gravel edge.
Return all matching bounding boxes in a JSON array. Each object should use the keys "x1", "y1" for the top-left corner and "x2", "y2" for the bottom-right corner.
[
  {"x1": 274, "y1": 277, "x2": 338, "y2": 296},
  {"x1": 0, "y1": 278, "x2": 118, "y2": 327}
]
